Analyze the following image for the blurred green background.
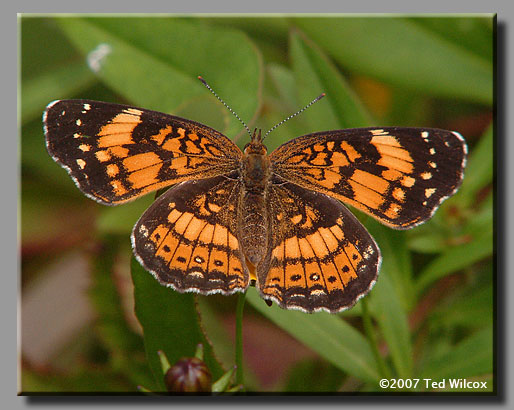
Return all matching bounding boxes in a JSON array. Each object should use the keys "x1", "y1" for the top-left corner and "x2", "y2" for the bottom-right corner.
[{"x1": 20, "y1": 15, "x2": 494, "y2": 393}]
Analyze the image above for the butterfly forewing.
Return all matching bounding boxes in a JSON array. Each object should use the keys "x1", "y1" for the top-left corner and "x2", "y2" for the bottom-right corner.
[
  {"x1": 44, "y1": 100, "x2": 242, "y2": 205},
  {"x1": 270, "y1": 127, "x2": 467, "y2": 229}
]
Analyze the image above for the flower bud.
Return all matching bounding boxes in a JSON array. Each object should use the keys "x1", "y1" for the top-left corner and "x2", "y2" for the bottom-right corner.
[{"x1": 164, "y1": 357, "x2": 212, "y2": 392}]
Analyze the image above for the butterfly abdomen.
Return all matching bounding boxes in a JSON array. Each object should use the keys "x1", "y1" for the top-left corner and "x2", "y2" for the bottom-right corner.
[
  {"x1": 239, "y1": 140, "x2": 271, "y2": 266},
  {"x1": 238, "y1": 191, "x2": 268, "y2": 266}
]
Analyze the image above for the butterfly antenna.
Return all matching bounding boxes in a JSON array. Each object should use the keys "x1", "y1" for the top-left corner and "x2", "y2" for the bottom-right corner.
[
  {"x1": 263, "y1": 93, "x2": 326, "y2": 140},
  {"x1": 198, "y1": 76, "x2": 252, "y2": 138}
]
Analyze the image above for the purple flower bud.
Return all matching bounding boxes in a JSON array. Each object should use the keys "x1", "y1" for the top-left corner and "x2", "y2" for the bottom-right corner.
[{"x1": 164, "y1": 357, "x2": 212, "y2": 392}]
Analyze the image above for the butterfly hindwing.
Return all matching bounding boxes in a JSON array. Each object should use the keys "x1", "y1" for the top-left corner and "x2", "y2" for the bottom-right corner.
[
  {"x1": 270, "y1": 127, "x2": 467, "y2": 229},
  {"x1": 132, "y1": 174, "x2": 250, "y2": 294},
  {"x1": 44, "y1": 99, "x2": 242, "y2": 205},
  {"x1": 257, "y1": 177, "x2": 381, "y2": 313}
]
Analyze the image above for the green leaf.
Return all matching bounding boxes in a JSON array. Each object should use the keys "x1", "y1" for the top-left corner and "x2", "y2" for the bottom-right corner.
[
  {"x1": 283, "y1": 358, "x2": 344, "y2": 392},
  {"x1": 267, "y1": 63, "x2": 298, "y2": 110},
  {"x1": 415, "y1": 227, "x2": 493, "y2": 295},
  {"x1": 293, "y1": 17, "x2": 493, "y2": 104},
  {"x1": 360, "y1": 222, "x2": 413, "y2": 378},
  {"x1": 411, "y1": 17, "x2": 493, "y2": 61},
  {"x1": 368, "y1": 271, "x2": 412, "y2": 379},
  {"x1": 431, "y1": 279, "x2": 493, "y2": 330},
  {"x1": 131, "y1": 257, "x2": 224, "y2": 391},
  {"x1": 21, "y1": 62, "x2": 96, "y2": 125},
  {"x1": 54, "y1": 17, "x2": 262, "y2": 138},
  {"x1": 290, "y1": 28, "x2": 373, "y2": 131},
  {"x1": 366, "y1": 220, "x2": 414, "y2": 310},
  {"x1": 407, "y1": 231, "x2": 448, "y2": 254},
  {"x1": 246, "y1": 289, "x2": 380, "y2": 383},
  {"x1": 420, "y1": 326, "x2": 493, "y2": 381},
  {"x1": 96, "y1": 196, "x2": 153, "y2": 235},
  {"x1": 88, "y1": 235, "x2": 154, "y2": 389}
]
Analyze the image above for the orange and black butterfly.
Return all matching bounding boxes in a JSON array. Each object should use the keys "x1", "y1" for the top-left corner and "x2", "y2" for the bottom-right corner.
[{"x1": 43, "y1": 82, "x2": 466, "y2": 313}]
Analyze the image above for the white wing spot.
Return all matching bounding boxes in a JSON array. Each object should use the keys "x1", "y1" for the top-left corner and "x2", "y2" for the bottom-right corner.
[
  {"x1": 363, "y1": 245, "x2": 374, "y2": 259},
  {"x1": 139, "y1": 225, "x2": 149, "y2": 238}
]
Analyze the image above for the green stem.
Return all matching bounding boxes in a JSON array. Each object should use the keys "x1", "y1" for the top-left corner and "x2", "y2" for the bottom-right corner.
[
  {"x1": 235, "y1": 290, "x2": 246, "y2": 387},
  {"x1": 361, "y1": 298, "x2": 391, "y2": 380}
]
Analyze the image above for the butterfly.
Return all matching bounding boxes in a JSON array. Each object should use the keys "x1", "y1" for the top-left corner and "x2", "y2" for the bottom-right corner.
[{"x1": 43, "y1": 83, "x2": 467, "y2": 313}]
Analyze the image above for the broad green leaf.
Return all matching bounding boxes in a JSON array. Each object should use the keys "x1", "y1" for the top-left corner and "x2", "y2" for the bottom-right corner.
[
  {"x1": 368, "y1": 270, "x2": 412, "y2": 378},
  {"x1": 246, "y1": 289, "x2": 380, "y2": 383},
  {"x1": 55, "y1": 17, "x2": 262, "y2": 139},
  {"x1": 55, "y1": 18, "x2": 198, "y2": 110},
  {"x1": 420, "y1": 326, "x2": 493, "y2": 381},
  {"x1": 293, "y1": 17, "x2": 492, "y2": 104},
  {"x1": 366, "y1": 220, "x2": 414, "y2": 310},
  {"x1": 131, "y1": 257, "x2": 224, "y2": 391},
  {"x1": 411, "y1": 17, "x2": 493, "y2": 61},
  {"x1": 290, "y1": 28, "x2": 373, "y2": 132},
  {"x1": 415, "y1": 227, "x2": 493, "y2": 294},
  {"x1": 21, "y1": 62, "x2": 96, "y2": 125}
]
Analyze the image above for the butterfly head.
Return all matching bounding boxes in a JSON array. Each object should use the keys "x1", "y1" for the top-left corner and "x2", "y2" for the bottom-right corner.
[{"x1": 243, "y1": 128, "x2": 267, "y2": 155}]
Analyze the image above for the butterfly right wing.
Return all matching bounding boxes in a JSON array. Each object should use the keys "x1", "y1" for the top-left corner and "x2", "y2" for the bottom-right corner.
[{"x1": 44, "y1": 99, "x2": 242, "y2": 205}]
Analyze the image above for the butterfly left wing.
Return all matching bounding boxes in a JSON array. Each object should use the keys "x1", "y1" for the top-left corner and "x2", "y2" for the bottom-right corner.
[
  {"x1": 44, "y1": 99, "x2": 242, "y2": 205},
  {"x1": 270, "y1": 127, "x2": 467, "y2": 229},
  {"x1": 257, "y1": 178, "x2": 380, "y2": 313},
  {"x1": 132, "y1": 174, "x2": 250, "y2": 294}
]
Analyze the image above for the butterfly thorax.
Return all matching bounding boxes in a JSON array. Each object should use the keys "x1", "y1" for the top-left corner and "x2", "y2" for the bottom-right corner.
[{"x1": 239, "y1": 130, "x2": 271, "y2": 266}]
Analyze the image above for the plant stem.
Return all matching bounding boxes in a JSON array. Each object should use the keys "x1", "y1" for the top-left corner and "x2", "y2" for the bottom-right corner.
[
  {"x1": 361, "y1": 298, "x2": 391, "y2": 379},
  {"x1": 235, "y1": 290, "x2": 246, "y2": 387}
]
